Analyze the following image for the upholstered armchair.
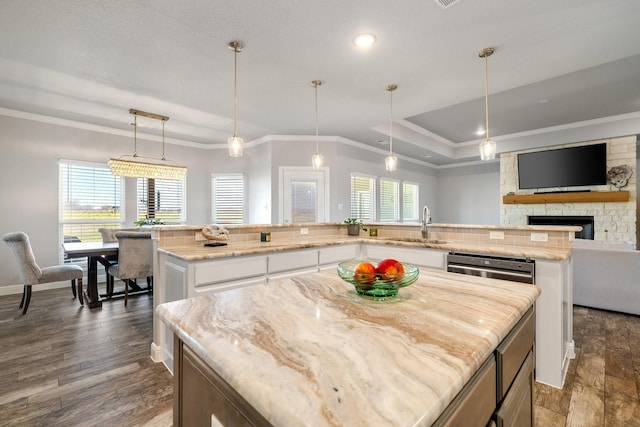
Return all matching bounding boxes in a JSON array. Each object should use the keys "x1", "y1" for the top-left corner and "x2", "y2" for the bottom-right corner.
[
  {"x1": 3, "y1": 231, "x2": 84, "y2": 314},
  {"x1": 107, "y1": 231, "x2": 153, "y2": 306},
  {"x1": 98, "y1": 227, "x2": 138, "y2": 297}
]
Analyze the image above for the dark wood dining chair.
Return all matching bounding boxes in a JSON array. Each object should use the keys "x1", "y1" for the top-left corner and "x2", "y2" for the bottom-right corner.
[
  {"x1": 3, "y1": 231, "x2": 84, "y2": 314},
  {"x1": 107, "y1": 231, "x2": 153, "y2": 306}
]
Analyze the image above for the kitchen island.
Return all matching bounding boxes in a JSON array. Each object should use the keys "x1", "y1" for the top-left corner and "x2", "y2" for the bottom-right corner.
[{"x1": 157, "y1": 267, "x2": 540, "y2": 426}]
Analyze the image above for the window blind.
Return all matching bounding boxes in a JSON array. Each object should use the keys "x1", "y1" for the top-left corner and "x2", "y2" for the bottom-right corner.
[
  {"x1": 402, "y1": 182, "x2": 420, "y2": 222},
  {"x1": 137, "y1": 178, "x2": 185, "y2": 222},
  {"x1": 59, "y1": 160, "x2": 123, "y2": 262},
  {"x1": 379, "y1": 178, "x2": 400, "y2": 222},
  {"x1": 212, "y1": 174, "x2": 244, "y2": 224},
  {"x1": 350, "y1": 174, "x2": 376, "y2": 221}
]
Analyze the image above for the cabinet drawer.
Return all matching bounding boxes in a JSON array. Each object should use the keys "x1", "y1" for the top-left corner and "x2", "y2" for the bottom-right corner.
[
  {"x1": 433, "y1": 356, "x2": 496, "y2": 427},
  {"x1": 496, "y1": 351, "x2": 534, "y2": 427},
  {"x1": 194, "y1": 255, "x2": 267, "y2": 286},
  {"x1": 318, "y1": 244, "x2": 359, "y2": 266},
  {"x1": 496, "y1": 307, "x2": 534, "y2": 401},
  {"x1": 269, "y1": 249, "x2": 318, "y2": 274},
  {"x1": 363, "y1": 244, "x2": 446, "y2": 269}
]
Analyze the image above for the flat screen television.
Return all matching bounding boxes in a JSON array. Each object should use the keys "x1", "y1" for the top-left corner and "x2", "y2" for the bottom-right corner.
[{"x1": 517, "y1": 143, "x2": 607, "y2": 190}]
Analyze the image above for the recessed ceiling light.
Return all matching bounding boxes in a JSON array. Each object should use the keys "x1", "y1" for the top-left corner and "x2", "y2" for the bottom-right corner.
[
  {"x1": 476, "y1": 127, "x2": 485, "y2": 136},
  {"x1": 354, "y1": 33, "x2": 376, "y2": 48},
  {"x1": 538, "y1": 98, "x2": 549, "y2": 104},
  {"x1": 422, "y1": 154, "x2": 432, "y2": 158}
]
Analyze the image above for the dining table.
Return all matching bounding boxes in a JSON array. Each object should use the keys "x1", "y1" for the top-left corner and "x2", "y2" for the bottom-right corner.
[{"x1": 62, "y1": 241, "x2": 119, "y2": 309}]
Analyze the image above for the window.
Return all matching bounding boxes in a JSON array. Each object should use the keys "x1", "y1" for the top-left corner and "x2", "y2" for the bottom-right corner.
[
  {"x1": 59, "y1": 160, "x2": 124, "y2": 260},
  {"x1": 290, "y1": 181, "x2": 317, "y2": 223},
  {"x1": 350, "y1": 174, "x2": 376, "y2": 221},
  {"x1": 379, "y1": 178, "x2": 400, "y2": 222},
  {"x1": 402, "y1": 182, "x2": 420, "y2": 222},
  {"x1": 212, "y1": 174, "x2": 244, "y2": 224},
  {"x1": 137, "y1": 178, "x2": 185, "y2": 223}
]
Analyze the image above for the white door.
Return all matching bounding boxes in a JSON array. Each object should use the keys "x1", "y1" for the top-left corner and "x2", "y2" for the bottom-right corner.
[{"x1": 280, "y1": 167, "x2": 330, "y2": 223}]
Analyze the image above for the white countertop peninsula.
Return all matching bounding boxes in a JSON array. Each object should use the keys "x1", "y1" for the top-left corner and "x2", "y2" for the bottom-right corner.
[
  {"x1": 149, "y1": 222, "x2": 577, "y2": 390},
  {"x1": 157, "y1": 267, "x2": 541, "y2": 426},
  {"x1": 152, "y1": 222, "x2": 578, "y2": 262}
]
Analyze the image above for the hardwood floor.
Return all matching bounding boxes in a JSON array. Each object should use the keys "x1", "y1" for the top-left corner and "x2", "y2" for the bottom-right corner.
[
  {"x1": 0, "y1": 286, "x2": 173, "y2": 427},
  {"x1": 534, "y1": 305, "x2": 640, "y2": 426},
  {"x1": 1, "y1": 286, "x2": 639, "y2": 426}
]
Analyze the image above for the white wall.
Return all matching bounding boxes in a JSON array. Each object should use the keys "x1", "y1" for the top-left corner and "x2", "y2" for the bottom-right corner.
[
  {"x1": 0, "y1": 115, "x2": 211, "y2": 289},
  {"x1": 0, "y1": 115, "x2": 445, "y2": 290},
  {"x1": 335, "y1": 143, "x2": 439, "y2": 222},
  {"x1": 435, "y1": 162, "x2": 501, "y2": 224}
]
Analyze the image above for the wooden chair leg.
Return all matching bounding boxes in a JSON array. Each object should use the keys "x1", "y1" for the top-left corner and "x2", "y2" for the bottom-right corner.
[
  {"x1": 124, "y1": 279, "x2": 129, "y2": 307},
  {"x1": 22, "y1": 285, "x2": 32, "y2": 315},
  {"x1": 19, "y1": 285, "x2": 26, "y2": 309},
  {"x1": 76, "y1": 278, "x2": 84, "y2": 306},
  {"x1": 71, "y1": 279, "x2": 77, "y2": 299}
]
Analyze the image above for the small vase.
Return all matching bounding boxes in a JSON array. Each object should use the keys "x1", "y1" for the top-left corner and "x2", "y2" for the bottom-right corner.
[{"x1": 347, "y1": 224, "x2": 360, "y2": 236}]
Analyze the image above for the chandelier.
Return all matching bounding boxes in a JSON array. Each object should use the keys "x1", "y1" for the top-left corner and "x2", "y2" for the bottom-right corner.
[{"x1": 108, "y1": 109, "x2": 187, "y2": 180}]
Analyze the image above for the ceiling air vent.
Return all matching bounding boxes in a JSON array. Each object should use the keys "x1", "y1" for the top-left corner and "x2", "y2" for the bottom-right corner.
[{"x1": 434, "y1": 0, "x2": 461, "y2": 9}]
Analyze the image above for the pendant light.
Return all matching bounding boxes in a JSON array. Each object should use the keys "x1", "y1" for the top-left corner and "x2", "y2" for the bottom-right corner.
[
  {"x1": 385, "y1": 84, "x2": 398, "y2": 171},
  {"x1": 478, "y1": 47, "x2": 496, "y2": 160},
  {"x1": 310, "y1": 80, "x2": 324, "y2": 170},
  {"x1": 227, "y1": 41, "x2": 244, "y2": 157},
  {"x1": 108, "y1": 109, "x2": 187, "y2": 180}
]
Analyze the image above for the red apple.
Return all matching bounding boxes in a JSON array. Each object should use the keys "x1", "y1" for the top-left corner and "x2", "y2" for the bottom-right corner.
[
  {"x1": 353, "y1": 261, "x2": 377, "y2": 284},
  {"x1": 376, "y1": 259, "x2": 405, "y2": 281}
]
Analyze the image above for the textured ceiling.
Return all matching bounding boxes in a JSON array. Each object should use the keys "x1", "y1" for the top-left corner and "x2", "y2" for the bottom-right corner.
[{"x1": 1, "y1": 0, "x2": 640, "y2": 166}]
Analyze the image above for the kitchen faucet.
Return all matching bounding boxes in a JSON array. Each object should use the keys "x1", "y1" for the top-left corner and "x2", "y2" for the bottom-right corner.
[{"x1": 421, "y1": 205, "x2": 431, "y2": 239}]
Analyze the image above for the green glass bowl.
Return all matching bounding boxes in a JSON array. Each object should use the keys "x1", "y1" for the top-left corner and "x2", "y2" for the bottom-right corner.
[{"x1": 337, "y1": 260, "x2": 419, "y2": 299}]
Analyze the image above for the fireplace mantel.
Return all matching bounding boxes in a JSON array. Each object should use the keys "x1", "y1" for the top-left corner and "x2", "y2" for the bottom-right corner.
[{"x1": 502, "y1": 190, "x2": 629, "y2": 205}]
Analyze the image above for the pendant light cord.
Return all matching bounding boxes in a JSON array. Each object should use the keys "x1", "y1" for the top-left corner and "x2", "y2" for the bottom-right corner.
[
  {"x1": 389, "y1": 88, "x2": 393, "y2": 155},
  {"x1": 161, "y1": 120, "x2": 166, "y2": 160},
  {"x1": 314, "y1": 82, "x2": 319, "y2": 153},
  {"x1": 233, "y1": 46, "x2": 238, "y2": 137},
  {"x1": 133, "y1": 113, "x2": 138, "y2": 157},
  {"x1": 484, "y1": 53, "x2": 490, "y2": 141}
]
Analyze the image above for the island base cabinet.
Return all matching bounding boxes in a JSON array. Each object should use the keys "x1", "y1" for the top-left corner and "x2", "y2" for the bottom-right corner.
[
  {"x1": 432, "y1": 356, "x2": 496, "y2": 427},
  {"x1": 495, "y1": 352, "x2": 534, "y2": 427},
  {"x1": 173, "y1": 338, "x2": 272, "y2": 427}
]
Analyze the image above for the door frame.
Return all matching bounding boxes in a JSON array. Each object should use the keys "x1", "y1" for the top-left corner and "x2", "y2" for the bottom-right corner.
[{"x1": 278, "y1": 166, "x2": 330, "y2": 223}]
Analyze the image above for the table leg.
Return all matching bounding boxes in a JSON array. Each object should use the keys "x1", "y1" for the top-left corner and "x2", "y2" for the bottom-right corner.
[{"x1": 84, "y1": 256, "x2": 103, "y2": 309}]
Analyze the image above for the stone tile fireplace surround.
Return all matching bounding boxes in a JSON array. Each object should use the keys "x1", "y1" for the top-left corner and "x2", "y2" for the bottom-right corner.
[{"x1": 500, "y1": 136, "x2": 637, "y2": 244}]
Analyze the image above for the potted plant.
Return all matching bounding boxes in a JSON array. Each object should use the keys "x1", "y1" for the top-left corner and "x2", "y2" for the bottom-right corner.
[
  {"x1": 344, "y1": 218, "x2": 367, "y2": 236},
  {"x1": 134, "y1": 217, "x2": 165, "y2": 227}
]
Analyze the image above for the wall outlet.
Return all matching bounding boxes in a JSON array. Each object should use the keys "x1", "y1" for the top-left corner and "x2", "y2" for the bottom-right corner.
[
  {"x1": 489, "y1": 231, "x2": 505, "y2": 240},
  {"x1": 195, "y1": 232, "x2": 207, "y2": 241},
  {"x1": 530, "y1": 232, "x2": 548, "y2": 242},
  {"x1": 300, "y1": 228, "x2": 309, "y2": 235}
]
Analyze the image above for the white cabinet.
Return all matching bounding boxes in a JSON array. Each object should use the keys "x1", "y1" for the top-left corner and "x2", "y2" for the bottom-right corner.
[
  {"x1": 318, "y1": 244, "x2": 360, "y2": 270},
  {"x1": 192, "y1": 254, "x2": 268, "y2": 296},
  {"x1": 362, "y1": 244, "x2": 447, "y2": 269},
  {"x1": 534, "y1": 258, "x2": 575, "y2": 388},
  {"x1": 268, "y1": 248, "x2": 318, "y2": 280}
]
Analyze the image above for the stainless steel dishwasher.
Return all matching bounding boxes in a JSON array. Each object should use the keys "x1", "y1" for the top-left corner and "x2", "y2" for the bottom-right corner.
[{"x1": 446, "y1": 252, "x2": 535, "y2": 284}]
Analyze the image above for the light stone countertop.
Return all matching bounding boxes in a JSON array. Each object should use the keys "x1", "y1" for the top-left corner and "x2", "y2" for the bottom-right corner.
[
  {"x1": 157, "y1": 267, "x2": 541, "y2": 426},
  {"x1": 158, "y1": 235, "x2": 572, "y2": 261}
]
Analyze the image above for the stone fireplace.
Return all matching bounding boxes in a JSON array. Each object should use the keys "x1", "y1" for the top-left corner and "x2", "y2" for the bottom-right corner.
[
  {"x1": 500, "y1": 136, "x2": 637, "y2": 244},
  {"x1": 528, "y1": 216, "x2": 594, "y2": 240}
]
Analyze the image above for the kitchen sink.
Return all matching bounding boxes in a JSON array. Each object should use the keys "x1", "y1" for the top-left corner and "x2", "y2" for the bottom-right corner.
[{"x1": 381, "y1": 237, "x2": 448, "y2": 245}]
